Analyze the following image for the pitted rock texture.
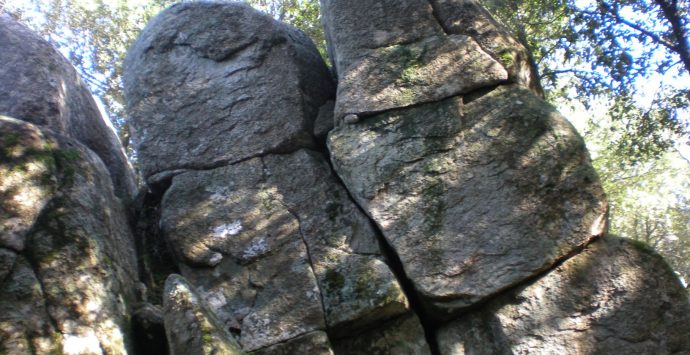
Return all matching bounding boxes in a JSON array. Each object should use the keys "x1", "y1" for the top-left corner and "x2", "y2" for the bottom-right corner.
[
  {"x1": 328, "y1": 85, "x2": 608, "y2": 317},
  {"x1": 163, "y1": 274, "x2": 242, "y2": 355},
  {"x1": 123, "y1": 2, "x2": 334, "y2": 182},
  {"x1": 428, "y1": 0, "x2": 543, "y2": 96},
  {"x1": 320, "y1": 0, "x2": 516, "y2": 119},
  {"x1": 436, "y1": 237, "x2": 690, "y2": 354},
  {"x1": 0, "y1": 15, "x2": 136, "y2": 198},
  {"x1": 160, "y1": 150, "x2": 410, "y2": 349},
  {"x1": 0, "y1": 116, "x2": 139, "y2": 354}
]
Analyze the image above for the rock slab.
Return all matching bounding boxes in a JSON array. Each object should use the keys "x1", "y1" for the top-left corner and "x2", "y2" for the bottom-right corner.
[
  {"x1": 163, "y1": 274, "x2": 242, "y2": 355},
  {"x1": 160, "y1": 149, "x2": 412, "y2": 348},
  {"x1": 328, "y1": 85, "x2": 608, "y2": 317}
]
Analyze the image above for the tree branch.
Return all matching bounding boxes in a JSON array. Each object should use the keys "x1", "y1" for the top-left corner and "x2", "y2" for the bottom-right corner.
[
  {"x1": 595, "y1": 0, "x2": 677, "y2": 51},
  {"x1": 653, "y1": 0, "x2": 690, "y2": 77}
]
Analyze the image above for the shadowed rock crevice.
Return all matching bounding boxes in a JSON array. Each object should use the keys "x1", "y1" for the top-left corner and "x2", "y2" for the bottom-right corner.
[{"x1": 323, "y1": 151, "x2": 439, "y2": 352}]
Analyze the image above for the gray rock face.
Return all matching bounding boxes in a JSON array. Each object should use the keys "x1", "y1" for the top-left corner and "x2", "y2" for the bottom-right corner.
[
  {"x1": 0, "y1": 116, "x2": 139, "y2": 354},
  {"x1": 160, "y1": 149, "x2": 410, "y2": 349},
  {"x1": 328, "y1": 85, "x2": 608, "y2": 317},
  {"x1": 436, "y1": 237, "x2": 690, "y2": 354},
  {"x1": 334, "y1": 34, "x2": 507, "y2": 118},
  {"x1": 123, "y1": 2, "x2": 335, "y2": 181},
  {"x1": 428, "y1": 0, "x2": 543, "y2": 95},
  {"x1": 161, "y1": 157, "x2": 325, "y2": 351},
  {"x1": 0, "y1": 15, "x2": 136, "y2": 198},
  {"x1": 163, "y1": 274, "x2": 242, "y2": 355},
  {"x1": 320, "y1": 0, "x2": 444, "y2": 74}
]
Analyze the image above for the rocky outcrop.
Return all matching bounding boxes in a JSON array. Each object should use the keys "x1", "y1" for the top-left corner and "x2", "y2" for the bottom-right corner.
[
  {"x1": 0, "y1": 116, "x2": 139, "y2": 354},
  {"x1": 123, "y1": 2, "x2": 334, "y2": 182},
  {"x1": 5, "y1": 0, "x2": 688, "y2": 354},
  {"x1": 437, "y1": 237, "x2": 690, "y2": 354},
  {"x1": 323, "y1": 0, "x2": 608, "y2": 319},
  {"x1": 0, "y1": 14, "x2": 136, "y2": 198}
]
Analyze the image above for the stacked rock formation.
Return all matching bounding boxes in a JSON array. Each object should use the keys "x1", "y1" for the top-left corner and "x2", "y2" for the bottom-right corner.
[
  {"x1": 124, "y1": 2, "x2": 427, "y2": 353},
  {"x1": 0, "y1": 14, "x2": 139, "y2": 354},
  {"x1": 2, "y1": 0, "x2": 690, "y2": 354}
]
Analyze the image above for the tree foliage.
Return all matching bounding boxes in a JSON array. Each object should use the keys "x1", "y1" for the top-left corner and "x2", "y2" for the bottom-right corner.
[{"x1": 484, "y1": 0, "x2": 689, "y2": 161}]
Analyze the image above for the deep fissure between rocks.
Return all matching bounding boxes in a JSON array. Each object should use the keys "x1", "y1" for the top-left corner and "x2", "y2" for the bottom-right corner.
[{"x1": 321, "y1": 149, "x2": 442, "y2": 355}]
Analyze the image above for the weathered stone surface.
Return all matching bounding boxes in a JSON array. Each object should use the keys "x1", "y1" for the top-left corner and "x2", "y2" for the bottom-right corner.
[
  {"x1": 320, "y1": 0, "x2": 509, "y2": 119},
  {"x1": 328, "y1": 85, "x2": 608, "y2": 317},
  {"x1": 334, "y1": 34, "x2": 507, "y2": 118},
  {"x1": 437, "y1": 237, "x2": 690, "y2": 354},
  {"x1": 0, "y1": 15, "x2": 136, "y2": 198},
  {"x1": 0, "y1": 256, "x2": 58, "y2": 354},
  {"x1": 429, "y1": 0, "x2": 543, "y2": 95},
  {"x1": 253, "y1": 331, "x2": 333, "y2": 355},
  {"x1": 320, "y1": 0, "x2": 444, "y2": 74},
  {"x1": 314, "y1": 100, "x2": 335, "y2": 142},
  {"x1": 124, "y1": 2, "x2": 334, "y2": 181},
  {"x1": 0, "y1": 116, "x2": 139, "y2": 354},
  {"x1": 163, "y1": 274, "x2": 242, "y2": 355},
  {"x1": 263, "y1": 150, "x2": 409, "y2": 333},
  {"x1": 332, "y1": 313, "x2": 431, "y2": 354},
  {"x1": 0, "y1": 248, "x2": 16, "y2": 282},
  {"x1": 160, "y1": 157, "x2": 326, "y2": 351},
  {"x1": 160, "y1": 150, "x2": 409, "y2": 348},
  {"x1": 1, "y1": 116, "x2": 57, "y2": 252}
]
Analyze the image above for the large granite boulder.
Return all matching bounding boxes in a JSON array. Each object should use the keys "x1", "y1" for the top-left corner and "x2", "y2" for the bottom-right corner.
[
  {"x1": 123, "y1": 2, "x2": 335, "y2": 182},
  {"x1": 0, "y1": 116, "x2": 139, "y2": 354},
  {"x1": 437, "y1": 236, "x2": 690, "y2": 354},
  {"x1": 328, "y1": 85, "x2": 608, "y2": 317},
  {"x1": 0, "y1": 14, "x2": 136, "y2": 198}
]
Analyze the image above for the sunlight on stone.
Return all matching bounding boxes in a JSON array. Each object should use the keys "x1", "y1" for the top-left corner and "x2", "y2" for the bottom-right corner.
[
  {"x1": 62, "y1": 332, "x2": 101, "y2": 355},
  {"x1": 211, "y1": 220, "x2": 243, "y2": 239}
]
